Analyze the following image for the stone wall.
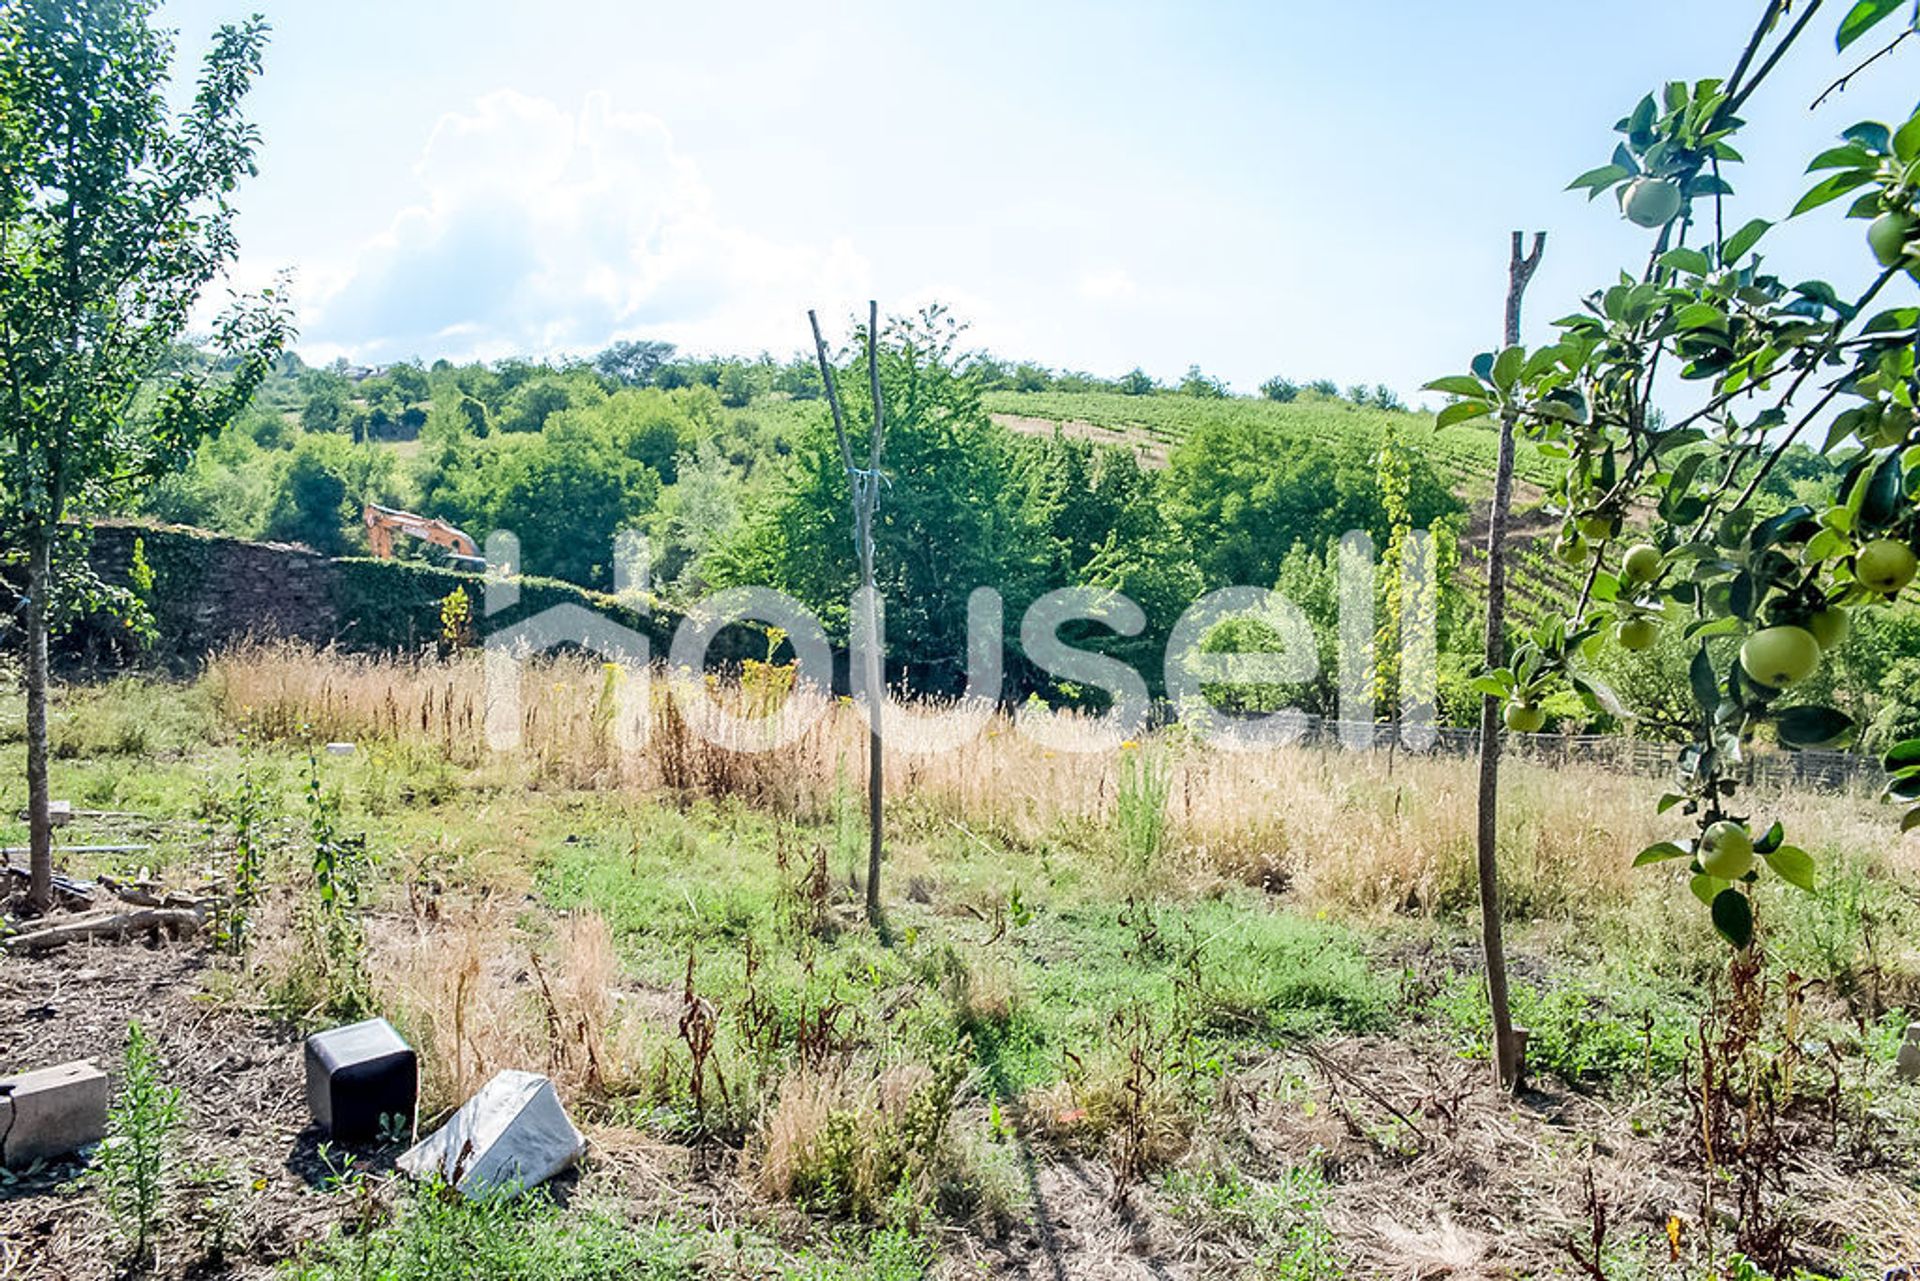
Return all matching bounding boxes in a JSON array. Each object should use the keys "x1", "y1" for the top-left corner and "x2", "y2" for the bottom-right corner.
[
  {"x1": 89, "y1": 521, "x2": 342, "y2": 655},
  {"x1": 75, "y1": 521, "x2": 753, "y2": 669}
]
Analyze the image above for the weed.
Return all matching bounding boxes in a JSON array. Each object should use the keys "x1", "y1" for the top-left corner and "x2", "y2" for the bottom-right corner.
[
  {"x1": 1434, "y1": 970, "x2": 1691, "y2": 1087},
  {"x1": 208, "y1": 734, "x2": 269, "y2": 955},
  {"x1": 179, "y1": 1161, "x2": 245, "y2": 1267},
  {"x1": 1114, "y1": 744, "x2": 1172, "y2": 875},
  {"x1": 275, "y1": 744, "x2": 376, "y2": 1025},
  {"x1": 99, "y1": 1022, "x2": 182, "y2": 1266},
  {"x1": 755, "y1": 1043, "x2": 970, "y2": 1223}
]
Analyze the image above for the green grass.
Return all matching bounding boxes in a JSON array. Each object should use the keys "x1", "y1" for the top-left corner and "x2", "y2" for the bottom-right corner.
[
  {"x1": 980, "y1": 388, "x2": 1560, "y2": 490},
  {"x1": 12, "y1": 668, "x2": 1920, "y2": 1277},
  {"x1": 276, "y1": 1186, "x2": 934, "y2": 1281}
]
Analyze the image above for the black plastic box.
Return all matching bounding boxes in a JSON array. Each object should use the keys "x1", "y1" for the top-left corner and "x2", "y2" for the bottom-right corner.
[{"x1": 304, "y1": 1017, "x2": 417, "y2": 1143}]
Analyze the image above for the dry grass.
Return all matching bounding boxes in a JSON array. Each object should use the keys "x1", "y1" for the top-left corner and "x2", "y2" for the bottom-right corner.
[
  {"x1": 204, "y1": 642, "x2": 1911, "y2": 931},
  {"x1": 750, "y1": 1060, "x2": 966, "y2": 1220},
  {"x1": 374, "y1": 903, "x2": 654, "y2": 1115}
]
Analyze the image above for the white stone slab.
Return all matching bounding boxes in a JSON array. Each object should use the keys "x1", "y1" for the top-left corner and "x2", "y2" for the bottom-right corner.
[{"x1": 396, "y1": 1070, "x2": 583, "y2": 1197}]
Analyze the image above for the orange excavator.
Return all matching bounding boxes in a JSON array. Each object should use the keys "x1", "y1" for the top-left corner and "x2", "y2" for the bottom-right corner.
[{"x1": 362, "y1": 503, "x2": 487, "y2": 571}]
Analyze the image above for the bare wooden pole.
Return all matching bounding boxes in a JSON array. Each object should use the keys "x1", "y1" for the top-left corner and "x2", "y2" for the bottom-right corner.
[
  {"x1": 859, "y1": 301, "x2": 886, "y2": 930},
  {"x1": 808, "y1": 304, "x2": 889, "y2": 932},
  {"x1": 1477, "y1": 230, "x2": 1544, "y2": 1090}
]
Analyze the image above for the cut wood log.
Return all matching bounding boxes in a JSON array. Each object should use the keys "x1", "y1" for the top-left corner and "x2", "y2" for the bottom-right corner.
[{"x1": 2, "y1": 906, "x2": 206, "y2": 952}]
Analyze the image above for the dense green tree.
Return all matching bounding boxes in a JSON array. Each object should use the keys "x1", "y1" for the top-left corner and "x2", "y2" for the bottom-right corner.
[
  {"x1": 715, "y1": 307, "x2": 1046, "y2": 691},
  {"x1": 593, "y1": 338, "x2": 676, "y2": 387},
  {"x1": 1164, "y1": 416, "x2": 1459, "y2": 589},
  {"x1": 1179, "y1": 364, "x2": 1227, "y2": 398}
]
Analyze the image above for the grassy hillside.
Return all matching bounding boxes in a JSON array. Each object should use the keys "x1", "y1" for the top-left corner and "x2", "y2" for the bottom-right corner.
[{"x1": 981, "y1": 389, "x2": 1561, "y2": 494}]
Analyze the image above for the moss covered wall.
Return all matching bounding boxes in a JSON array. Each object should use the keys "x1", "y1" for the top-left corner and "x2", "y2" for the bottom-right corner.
[{"x1": 85, "y1": 521, "x2": 732, "y2": 664}]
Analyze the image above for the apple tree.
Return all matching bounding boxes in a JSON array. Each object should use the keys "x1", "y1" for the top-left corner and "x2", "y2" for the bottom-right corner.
[{"x1": 1430, "y1": 0, "x2": 1920, "y2": 949}]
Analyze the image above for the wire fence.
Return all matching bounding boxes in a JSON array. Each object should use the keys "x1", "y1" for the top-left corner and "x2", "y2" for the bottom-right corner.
[{"x1": 1278, "y1": 717, "x2": 1886, "y2": 796}]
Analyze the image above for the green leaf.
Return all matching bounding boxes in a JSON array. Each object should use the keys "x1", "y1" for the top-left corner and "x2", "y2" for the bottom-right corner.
[
  {"x1": 1659, "y1": 247, "x2": 1712, "y2": 276},
  {"x1": 1883, "y1": 738, "x2": 1920, "y2": 770},
  {"x1": 1435, "y1": 399, "x2": 1492, "y2": 429},
  {"x1": 1424, "y1": 375, "x2": 1487, "y2": 398},
  {"x1": 1690, "y1": 646, "x2": 1720, "y2": 714},
  {"x1": 1836, "y1": 0, "x2": 1904, "y2": 50},
  {"x1": 1791, "y1": 169, "x2": 1875, "y2": 217},
  {"x1": 1806, "y1": 143, "x2": 1876, "y2": 171},
  {"x1": 1775, "y1": 704, "x2": 1856, "y2": 749},
  {"x1": 1468, "y1": 674, "x2": 1510, "y2": 698},
  {"x1": 1567, "y1": 163, "x2": 1630, "y2": 197},
  {"x1": 1753, "y1": 821, "x2": 1785, "y2": 855},
  {"x1": 1895, "y1": 111, "x2": 1920, "y2": 164},
  {"x1": 1843, "y1": 122, "x2": 1893, "y2": 153},
  {"x1": 1657, "y1": 792, "x2": 1687, "y2": 814},
  {"x1": 1673, "y1": 302, "x2": 1728, "y2": 331},
  {"x1": 1691, "y1": 873, "x2": 1729, "y2": 906},
  {"x1": 1902, "y1": 807, "x2": 1920, "y2": 833},
  {"x1": 1722, "y1": 218, "x2": 1771, "y2": 264},
  {"x1": 1710, "y1": 888, "x2": 1754, "y2": 948},
  {"x1": 1491, "y1": 345, "x2": 1525, "y2": 391},
  {"x1": 1763, "y1": 844, "x2": 1816, "y2": 891},
  {"x1": 1635, "y1": 841, "x2": 1691, "y2": 866}
]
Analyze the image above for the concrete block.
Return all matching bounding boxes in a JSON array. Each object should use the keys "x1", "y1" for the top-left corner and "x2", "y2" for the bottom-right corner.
[
  {"x1": 1898, "y1": 1023, "x2": 1920, "y2": 1082},
  {"x1": 0, "y1": 1060, "x2": 108, "y2": 1168},
  {"x1": 305, "y1": 1017, "x2": 417, "y2": 1143},
  {"x1": 48, "y1": 800, "x2": 73, "y2": 828}
]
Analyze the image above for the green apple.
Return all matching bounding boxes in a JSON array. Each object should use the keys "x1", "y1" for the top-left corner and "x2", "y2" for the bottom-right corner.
[
  {"x1": 1622, "y1": 543, "x2": 1663, "y2": 583},
  {"x1": 1856, "y1": 538, "x2": 1918, "y2": 594},
  {"x1": 1739, "y1": 625, "x2": 1821, "y2": 688},
  {"x1": 1555, "y1": 532, "x2": 1590, "y2": 566},
  {"x1": 1624, "y1": 177, "x2": 1683, "y2": 228},
  {"x1": 1868, "y1": 210, "x2": 1918, "y2": 268},
  {"x1": 1857, "y1": 402, "x2": 1914, "y2": 449},
  {"x1": 1698, "y1": 820, "x2": 1754, "y2": 880},
  {"x1": 1504, "y1": 701, "x2": 1546, "y2": 733},
  {"x1": 1577, "y1": 512, "x2": 1619, "y2": 541},
  {"x1": 1808, "y1": 606, "x2": 1850, "y2": 650},
  {"x1": 1876, "y1": 406, "x2": 1917, "y2": 448},
  {"x1": 1615, "y1": 617, "x2": 1659, "y2": 651}
]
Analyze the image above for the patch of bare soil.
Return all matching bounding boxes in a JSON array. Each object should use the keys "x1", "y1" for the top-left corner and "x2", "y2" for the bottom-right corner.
[
  {"x1": 6, "y1": 942, "x2": 1918, "y2": 1281},
  {"x1": 990, "y1": 414, "x2": 1169, "y2": 469},
  {"x1": 0, "y1": 939, "x2": 337, "y2": 1281}
]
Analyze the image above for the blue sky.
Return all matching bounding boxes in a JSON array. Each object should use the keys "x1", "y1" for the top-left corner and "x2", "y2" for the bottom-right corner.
[{"x1": 157, "y1": 0, "x2": 1920, "y2": 398}]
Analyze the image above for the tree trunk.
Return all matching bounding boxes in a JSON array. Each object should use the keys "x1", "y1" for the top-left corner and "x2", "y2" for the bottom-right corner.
[
  {"x1": 23, "y1": 525, "x2": 53, "y2": 915},
  {"x1": 861, "y1": 578, "x2": 884, "y2": 928},
  {"x1": 1477, "y1": 230, "x2": 1544, "y2": 1090}
]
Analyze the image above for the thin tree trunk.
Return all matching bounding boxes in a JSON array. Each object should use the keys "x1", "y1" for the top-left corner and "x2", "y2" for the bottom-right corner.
[
  {"x1": 23, "y1": 525, "x2": 53, "y2": 914},
  {"x1": 808, "y1": 303, "x2": 888, "y2": 934},
  {"x1": 862, "y1": 301, "x2": 885, "y2": 931},
  {"x1": 1477, "y1": 230, "x2": 1544, "y2": 1090}
]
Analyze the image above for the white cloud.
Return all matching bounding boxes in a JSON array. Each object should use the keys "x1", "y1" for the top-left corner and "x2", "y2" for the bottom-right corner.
[
  {"x1": 1078, "y1": 267, "x2": 1138, "y2": 302},
  {"x1": 300, "y1": 91, "x2": 869, "y2": 363}
]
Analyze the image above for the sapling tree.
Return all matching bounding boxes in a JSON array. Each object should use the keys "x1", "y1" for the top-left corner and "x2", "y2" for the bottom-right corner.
[
  {"x1": 1431, "y1": 0, "x2": 1920, "y2": 949},
  {"x1": 0, "y1": 0, "x2": 289, "y2": 913}
]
